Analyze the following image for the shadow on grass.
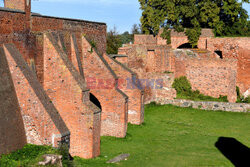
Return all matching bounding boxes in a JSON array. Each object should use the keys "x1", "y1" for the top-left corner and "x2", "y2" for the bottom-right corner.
[{"x1": 215, "y1": 137, "x2": 250, "y2": 167}]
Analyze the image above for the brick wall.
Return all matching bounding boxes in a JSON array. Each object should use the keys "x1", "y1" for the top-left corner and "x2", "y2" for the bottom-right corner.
[
  {"x1": 117, "y1": 45, "x2": 177, "y2": 104},
  {"x1": 133, "y1": 32, "x2": 249, "y2": 96},
  {"x1": 0, "y1": 9, "x2": 107, "y2": 56},
  {"x1": 4, "y1": 0, "x2": 25, "y2": 11},
  {"x1": 43, "y1": 33, "x2": 101, "y2": 158},
  {"x1": 205, "y1": 37, "x2": 250, "y2": 93},
  {"x1": 0, "y1": 46, "x2": 27, "y2": 155},
  {"x1": 173, "y1": 51, "x2": 238, "y2": 102},
  {"x1": 81, "y1": 36, "x2": 128, "y2": 138},
  {"x1": 134, "y1": 34, "x2": 157, "y2": 45},
  {"x1": 103, "y1": 53, "x2": 144, "y2": 125},
  {"x1": 2, "y1": 43, "x2": 70, "y2": 147}
]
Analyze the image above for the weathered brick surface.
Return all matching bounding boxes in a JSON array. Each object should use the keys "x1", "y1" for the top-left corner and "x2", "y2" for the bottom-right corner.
[
  {"x1": 128, "y1": 33, "x2": 249, "y2": 101},
  {"x1": 103, "y1": 53, "x2": 144, "y2": 125},
  {"x1": 81, "y1": 36, "x2": 128, "y2": 137},
  {"x1": 4, "y1": 0, "x2": 25, "y2": 11},
  {"x1": 156, "y1": 31, "x2": 250, "y2": 95},
  {"x1": 134, "y1": 35, "x2": 156, "y2": 45},
  {"x1": 2, "y1": 43, "x2": 70, "y2": 147},
  {"x1": 43, "y1": 33, "x2": 101, "y2": 158},
  {"x1": 0, "y1": 9, "x2": 107, "y2": 55},
  {"x1": 117, "y1": 44, "x2": 177, "y2": 104},
  {"x1": 173, "y1": 50, "x2": 238, "y2": 102},
  {"x1": 205, "y1": 37, "x2": 250, "y2": 94},
  {"x1": 144, "y1": 72, "x2": 176, "y2": 103},
  {"x1": 0, "y1": 46, "x2": 27, "y2": 155}
]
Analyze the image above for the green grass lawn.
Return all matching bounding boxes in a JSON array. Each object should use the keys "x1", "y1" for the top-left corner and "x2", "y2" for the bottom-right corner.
[
  {"x1": 1, "y1": 104, "x2": 249, "y2": 167},
  {"x1": 75, "y1": 104, "x2": 250, "y2": 167}
]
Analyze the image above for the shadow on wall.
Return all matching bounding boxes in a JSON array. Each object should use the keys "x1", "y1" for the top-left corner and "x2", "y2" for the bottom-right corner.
[
  {"x1": 214, "y1": 50, "x2": 223, "y2": 59},
  {"x1": 90, "y1": 93, "x2": 102, "y2": 110},
  {"x1": 177, "y1": 43, "x2": 198, "y2": 49},
  {"x1": 215, "y1": 137, "x2": 250, "y2": 167}
]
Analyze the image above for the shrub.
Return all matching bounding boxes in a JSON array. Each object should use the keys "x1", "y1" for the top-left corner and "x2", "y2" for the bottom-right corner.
[
  {"x1": 172, "y1": 76, "x2": 192, "y2": 95},
  {"x1": 0, "y1": 144, "x2": 60, "y2": 167},
  {"x1": 172, "y1": 76, "x2": 228, "y2": 102},
  {"x1": 236, "y1": 86, "x2": 250, "y2": 103}
]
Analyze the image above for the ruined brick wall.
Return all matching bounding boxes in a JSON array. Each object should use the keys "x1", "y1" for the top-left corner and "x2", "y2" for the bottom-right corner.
[
  {"x1": 117, "y1": 45, "x2": 177, "y2": 103},
  {"x1": 4, "y1": 0, "x2": 25, "y2": 11},
  {"x1": 143, "y1": 72, "x2": 176, "y2": 103},
  {"x1": 43, "y1": 34, "x2": 101, "y2": 158},
  {"x1": 149, "y1": 30, "x2": 249, "y2": 96},
  {"x1": 103, "y1": 53, "x2": 144, "y2": 125},
  {"x1": 205, "y1": 37, "x2": 250, "y2": 94},
  {"x1": 81, "y1": 37, "x2": 128, "y2": 138},
  {"x1": 0, "y1": 46, "x2": 27, "y2": 155},
  {"x1": 134, "y1": 34, "x2": 157, "y2": 45},
  {"x1": 119, "y1": 44, "x2": 173, "y2": 73},
  {"x1": 157, "y1": 29, "x2": 214, "y2": 47},
  {"x1": 0, "y1": 9, "x2": 107, "y2": 56},
  {"x1": 2, "y1": 43, "x2": 70, "y2": 147},
  {"x1": 173, "y1": 52, "x2": 238, "y2": 102},
  {"x1": 32, "y1": 15, "x2": 107, "y2": 55}
]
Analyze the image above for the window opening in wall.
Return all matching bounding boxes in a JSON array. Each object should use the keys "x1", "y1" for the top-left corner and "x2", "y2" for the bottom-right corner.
[
  {"x1": 177, "y1": 43, "x2": 198, "y2": 49},
  {"x1": 215, "y1": 50, "x2": 223, "y2": 59},
  {"x1": 90, "y1": 93, "x2": 102, "y2": 110}
]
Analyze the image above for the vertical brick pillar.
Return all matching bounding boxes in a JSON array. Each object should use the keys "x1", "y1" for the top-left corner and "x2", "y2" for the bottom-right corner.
[{"x1": 25, "y1": 0, "x2": 31, "y2": 31}]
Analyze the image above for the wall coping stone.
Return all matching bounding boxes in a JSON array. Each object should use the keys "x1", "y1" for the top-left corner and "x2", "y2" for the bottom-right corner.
[{"x1": 157, "y1": 99, "x2": 250, "y2": 113}]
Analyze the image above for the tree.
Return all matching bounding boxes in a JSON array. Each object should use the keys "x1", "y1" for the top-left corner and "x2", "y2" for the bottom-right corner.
[
  {"x1": 139, "y1": 0, "x2": 249, "y2": 47},
  {"x1": 131, "y1": 24, "x2": 142, "y2": 34},
  {"x1": 106, "y1": 26, "x2": 122, "y2": 54},
  {"x1": 119, "y1": 31, "x2": 133, "y2": 44}
]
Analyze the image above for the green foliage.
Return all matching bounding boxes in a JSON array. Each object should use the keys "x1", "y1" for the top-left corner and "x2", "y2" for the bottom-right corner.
[
  {"x1": 236, "y1": 86, "x2": 250, "y2": 103},
  {"x1": 107, "y1": 24, "x2": 142, "y2": 54},
  {"x1": 106, "y1": 26, "x2": 122, "y2": 54},
  {"x1": 139, "y1": 0, "x2": 250, "y2": 46},
  {"x1": 0, "y1": 144, "x2": 60, "y2": 167},
  {"x1": 185, "y1": 28, "x2": 201, "y2": 48},
  {"x1": 172, "y1": 76, "x2": 192, "y2": 95},
  {"x1": 119, "y1": 31, "x2": 133, "y2": 44},
  {"x1": 1, "y1": 106, "x2": 250, "y2": 166},
  {"x1": 236, "y1": 86, "x2": 241, "y2": 102},
  {"x1": 89, "y1": 40, "x2": 96, "y2": 53},
  {"x1": 131, "y1": 24, "x2": 142, "y2": 35},
  {"x1": 172, "y1": 76, "x2": 228, "y2": 102},
  {"x1": 163, "y1": 71, "x2": 173, "y2": 74},
  {"x1": 160, "y1": 27, "x2": 171, "y2": 44}
]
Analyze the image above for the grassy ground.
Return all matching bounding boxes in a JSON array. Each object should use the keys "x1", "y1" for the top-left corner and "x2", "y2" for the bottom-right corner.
[
  {"x1": 1, "y1": 104, "x2": 249, "y2": 167},
  {"x1": 75, "y1": 104, "x2": 249, "y2": 167}
]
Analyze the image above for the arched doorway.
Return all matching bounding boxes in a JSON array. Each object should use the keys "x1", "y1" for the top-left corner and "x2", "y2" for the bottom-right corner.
[
  {"x1": 177, "y1": 43, "x2": 198, "y2": 49},
  {"x1": 90, "y1": 93, "x2": 102, "y2": 110}
]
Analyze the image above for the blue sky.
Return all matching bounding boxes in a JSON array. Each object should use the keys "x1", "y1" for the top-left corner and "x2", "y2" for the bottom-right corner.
[
  {"x1": 1, "y1": 0, "x2": 249, "y2": 33},
  {"x1": 31, "y1": 0, "x2": 142, "y2": 34}
]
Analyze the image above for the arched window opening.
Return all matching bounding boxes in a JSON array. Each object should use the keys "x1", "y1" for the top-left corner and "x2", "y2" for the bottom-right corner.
[
  {"x1": 215, "y1": 50, "x2": 223, "y2": 59},
  {"x1": 177, "y1": 43, "x2": 198, "y2": 49},
  {"x1": 90, "y1": 93, "x2": 102, "y2": 110}
]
